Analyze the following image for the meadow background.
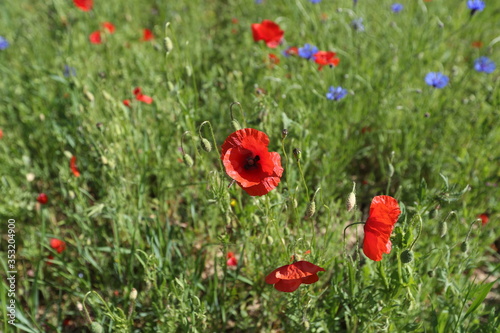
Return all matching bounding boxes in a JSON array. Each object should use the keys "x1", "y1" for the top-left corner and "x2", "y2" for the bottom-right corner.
[{"x1": 0, "y1": 0, "x2": 499, "y2": 332}]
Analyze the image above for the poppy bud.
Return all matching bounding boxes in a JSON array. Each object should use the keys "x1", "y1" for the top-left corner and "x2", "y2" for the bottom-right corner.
[
  {"x1": 346, "y1": 182, "x2": 356, "y2": 212},
  {"x1": 85, "y1": 91, "x2": 95, "y2": 102},
  {"x1": 183, "y1": 154, "x2": 194, "y2": 167},
  {"x1": 460, "y1": 241, "x2": 468, "y2": 253},
  {"x1": 282, "y1": 128, "x2": 288, "y2": 139},
  {"x1": 305, "y1": 201, "x2": 316, "y2": 218},
  {"x1": 129, "y1": 288, "x2": 138, "y2": 301},
  {"x1": 400, "y1": 249, "x2": 414, "y2": 264},
  {"x1": 37, "y1": 193, "x2": 48, "y2": 205},
  {"x1": 293, "y1": 148, "x2": 301, "y2": 161},
  {"x1": 231, "y1": 119, "x2": 241, "y2": 131},
  {"x1": 439, "y1": 221, "x2": 447, "y2": 238},
  {"x1": 164, "y1": 37, "x2": 173, "y2": 53},
  {"x1": 200, "y1": 138, "x2": 212, "y2": 152},
  {"x1": 90, "y1": 322, "x2": 103, "y2": 333}
]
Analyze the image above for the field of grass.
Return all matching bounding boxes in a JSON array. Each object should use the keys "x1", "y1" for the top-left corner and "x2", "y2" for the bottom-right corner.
[{"x1": 0, "y1": 0, "x2": 499, "y2": 332}]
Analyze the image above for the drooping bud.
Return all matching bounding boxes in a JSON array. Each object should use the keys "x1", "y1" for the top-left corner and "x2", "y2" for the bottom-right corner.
[
  {"x1": 305, "y1": 201, "x2": 316, "y2": 218},
  {"x1": 231, "y1": 119, "x2": 241, "y2": 131},
  {"x1": 439, "y1": 220, "x2": 447, "y2": 238},
  {"x1": 200, "y1": 138, "x2": 212, "y2": 152},
  {"x1": 90, "y1": 322, "x2": 104, "y2": 333},
  {"x1": 346, "y1": 182, "x2": 356, "y2": 212},
  {"x1": 164, "y1": 37, "x2": 173, "y2": 53},
  {"x1": 183, "y1": 154, "x2": 194, "y2": 168},
  {"x1": 400, "y1": 249, "x2": 414, "y2": 264},
  {"x1": 460, "y1": 241, "x2": 469, "y2": 253},
  {"x1": 293, "y1": 148, "x2": 301, "y2": 161}
]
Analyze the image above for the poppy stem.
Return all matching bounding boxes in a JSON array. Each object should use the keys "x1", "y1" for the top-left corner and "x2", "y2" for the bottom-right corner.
[
  {"x1": 296, "y1": 158, "x2": 310, "y2": 200},
  {"x1": 343, "y1": 222, "x2": 365, "y2": 245},
  {"x1": 230, "y1": 102, "x2": 245, "y2": 126},
  {"x1": 408, "y1": 214, "x2": 423, "y2": 251},
  {"x1": 464, "y1": 218, "x2": 482, "y2": 242}
]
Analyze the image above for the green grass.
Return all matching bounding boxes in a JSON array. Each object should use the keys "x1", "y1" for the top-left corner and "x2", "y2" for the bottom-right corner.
[{"x1": 0, "y1": 0, "x2": 499, "y2": 332}]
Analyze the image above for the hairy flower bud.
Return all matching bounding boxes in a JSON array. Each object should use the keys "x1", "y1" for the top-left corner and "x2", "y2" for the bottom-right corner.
[
  {"x1": 400, "y1": 249, "x2": 414, "y2": 264},
  {"x1": 129, "y1": 288, "x2": 138, "y2": 301},
  {"x1": 460, "y1": 241, "x2": 469, "y2": 253},
  {"x1": 200, "y1": 138, "x2": 212, "y2": 152},
  {"x1": 90, "y1": 322, "x2": 104, "y2": 333},
  {"x1": 305, "y1": 201, "x2": 316, "y2": 218},
  {"x1": 183, "y1": 154, "x2": 194, "y2": 168},
  {"x1": 231, "y1": 119, "x2": 241, "y2": 131},
  {"x1": 439, "y1": 221, "x2": 447, "y2": 238},
  {"x1": 293, "y1": 148, "x2": 301, "y2": 161}
]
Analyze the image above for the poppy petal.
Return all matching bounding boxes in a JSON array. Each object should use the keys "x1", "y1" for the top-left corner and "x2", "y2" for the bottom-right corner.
[
  {"x1": 73, "y1": 0, "x2": 93, "y2": 11},
  {"x1": 363, "y1": 230, "x2": 383, "y2": 261},
  {"x1": 274, "y1": 279, "x2": 302, "y2": 292},
  {"x1": 301, "y1": 273, "x2": 319, "y2": 285},
  {"x1": 265, "y1": 267, "x2": 281, "y2": 284}
]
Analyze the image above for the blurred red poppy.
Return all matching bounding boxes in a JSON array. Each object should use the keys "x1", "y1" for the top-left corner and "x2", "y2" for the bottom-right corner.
[
  {"x1": 251, "y1": 20, "x2": 284, "y2": 48},
  {"x1": 133, "y1": 87, "x2": 153, "y2": 104},
  {"x1": 0, "y1": 129, "x2": 3, "y2": 139},
  {"x1": 227, "y1": 252, "x2": 238, "y2": 267},
  {"x1": 265, "y1": 261, "x2": 325, "y2": 292},
  {"x1": 50, "y1": 238, "x2": 66, "y2": 253},
  {"x1": 89, "y1": 31, "x2": 102, "y2": 44},
  {"x1": 142, "y1": 29, "x2": 154, "y2": 41},
  {"x1": 284, "y1": 46, "x2": 298, "y2": 56},
  {"x1": 313, "y1": 51, "x2": 340, "y2": 71},
  {"x1": 268, "y1": 53, "x2": 280, "y2": 66},
  {"x1": 478, "y1": 213, "x2": 489, "y2": 225},
  {"x1": 37, "y1": 193, "x2": 48, "y2": 204},
  {"x1": 102, "y1": 22, "x2": 116, "y2": 34},
  {"x1": 73, "y1": 0, "x2": 93, "y2": 11},
  {"x1": 471, "y1": 41, "x2": 483, "y2": 48},
  {"x1": 221, "y1": 128, "x2": 283, "y2": 196},
  {"x1": 123, "y1": 99, "x2": 131, "y2": 107},
  {"x1": 70, "y1": 156, "x2": 81, "y2": 177},
  {"x1": 363, "y1": 195, "x2": 401, "y2": 261}
]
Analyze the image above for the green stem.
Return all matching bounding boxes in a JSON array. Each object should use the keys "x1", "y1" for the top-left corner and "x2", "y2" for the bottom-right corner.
[
  {"x1": 230, "y1": 102, "x2": 245, "y2": 126},
  {"x1": 199, "y1": 121, "x2": 223, "y2": 171},
  {"x1": 296, "y1": 158, "x2": 309, "y2": 200},
  {"x1": 409, "y1": 214, "x2": 423, "y2": 251}
]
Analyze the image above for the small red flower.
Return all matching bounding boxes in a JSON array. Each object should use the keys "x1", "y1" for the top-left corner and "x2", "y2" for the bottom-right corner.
[
  {"x1": 284, "y1": 46, "x2": 298, "y2": 56},
  {"x1": 0, "y1": 128, "x2": 3, "y2": 139},
  {"x1": 221, "y1": 128, "x2": 283, "y2": 196},
  {"x1": 37, "y1": 193, "x2": 48, "y2": 204},
  {"x1": 102, "y1": 22, "x2": 116, "y2": 34},
  {"x1": 227, "y1": 252, "x2": 238, "y2": 267},
  {"x1": 50, "y1": 238, "x2": 66, "y2": 253},
  {"x1": 265, "y1": 261, "x2": 325, "y2": 292},
  {"x1": 133, "y1": 87, "x2": 153, "y2": 104},
  {"x1": 363, "y1": 195, "x2": 401, "y2": 261},
  {"x1": 123, "y1": 99, "x2": 132, "y2": 107},
  {"x1": 471, "y1": 41, "x2": 483, "y2": 48},
  {"x1": 313, "y1": 51, "x2": 340, "y2": 71},
  {"x1": 73, "y1": 0, "x2": 93, "y2": 11},
  {"x1": 46, "y1": 254, "x2": 55, "y2": 266},
  {"x1": 268, "y1": 53, "x2": 280, "y2": 66},
  {"x1": 478, "y1": 213, "x2": 489, "y2": 226},
  {"x1": 142, "y1": 29, "x2": 154, "y2": 41},
  {"x1": 89, "y1": 31, "x2": 102, "y2": 44},
  {"x1": 70, "y1": 156, "x2": 81, "y2": 177},
  {"x1": 251, "y1": 20, "x2": 284, "y2": 48}
]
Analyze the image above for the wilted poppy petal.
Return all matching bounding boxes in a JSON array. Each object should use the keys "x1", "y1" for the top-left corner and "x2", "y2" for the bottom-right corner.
[
  {"x1": 73, "y1": 0, "x2": 93, "y2": 11},
  {"x1": 274, "y1": 279, "x2": 302, "y2": 292}
]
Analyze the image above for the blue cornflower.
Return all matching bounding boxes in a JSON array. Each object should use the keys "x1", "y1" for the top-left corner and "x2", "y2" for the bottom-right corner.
[
  {"x1": 326, "y1": 86, "x2": 348, "y2": 101},
  {"x1": 391, "y1": 3, "x2": 404, "y2": 13},
  {"x1": 298, "y1": 43, "x2": 318, "y2": 60},
  {"x1": 255, "y1": 0, "x2": 263, "y2": 3},
  {"x1": 0, "y1": 36, "x2": 9, "y2": 50},
  {"x1": 351, "y1": 18, "x2": 365, "y2": 32},
  {"x1": 425, "y1": 72, "x2": 449, "y2": 89},
  {"x1": 467, "y1": 0, "x2": 485, "y2": 12},
  {"x1": 310, "y1": 0, "x2": 322, "y2": 3},
  {"x1": 63, "y1": 65, "x2": 77, "y2": 77},
  {"x1": 474, "y1": 57, "x2": 496, "y2": 74}
]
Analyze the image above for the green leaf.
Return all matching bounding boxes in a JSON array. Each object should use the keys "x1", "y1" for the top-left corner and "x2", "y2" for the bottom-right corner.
[{"x1": 464, "y1": 282, "x2": 494, "y2": 319}]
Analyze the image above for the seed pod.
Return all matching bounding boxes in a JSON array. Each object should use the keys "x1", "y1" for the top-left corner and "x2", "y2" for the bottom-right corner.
[
  {"x1": 400, "y1": 249, "x2": 414, "y2": 264},
  {"x1": 282, "y1": 128, "x2": 288, "y2": 139},
  {"x1": 305, "y1": 201, "x2": 316, "y2": 218},
  {"x1": 183, "y1": 154, "x2": 194, "y2": 167},
  {"x1": 293, "y1": 148, "x2": 301, "y2": 161},
  {"x1": 460, "y1": 241, "x2": 468, "y2": 253},
  {"x1": 200, "y1": 138, "x2": 212, "y2": 152},
  {"x1": 231, "y1": 119, "x2": 241, "y2": 131},
  {"x1": 129, "y1": 288, "x2": 138, "y2": 301},
  {"x1": 90, "y1": 322, "x2": 104, "y2": 333},
  {"x1": 439, "y1": 221, "x2": 447, "y2": 238}
]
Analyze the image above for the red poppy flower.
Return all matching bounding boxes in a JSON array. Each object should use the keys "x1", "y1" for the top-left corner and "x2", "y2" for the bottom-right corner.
[
  {"x1": 123, "y1": 99, "x2": 131, "y2": 107},
  {"x1": 46, "y1": 254, "x2": 55, "y2": 266},
  {"x1": 133, "y1": 87, "x2": 153, "y2": 104},
  {"x1": 471, "y1": 41, "x2": 483, "y2": 48},
  {"x1": 50, "y1": 238, "x2": 66, "y2": 253},
  {"x1": 265, "y1": 261, "x2": 325, "y2": 292},
  {"x1": 73, "y1": 0, "x2": 93, "y2": 11},
  {"x1": 478, "y1": 213, "x2": 489, "y2": 226},
  {"x1": 268, "y1": 53, "x2": 280, "y2": 65},
  {"x1": 313, "y1": 51, "x2": 340, "y2": 71},
  {"x1": 89, "y1": 31, "x2": 102, "y2": 44},
  {"x1": 221, "y1": 128, "x2": 283, "y2": 196},
  {"x1": 70, "y1": 156, "x2": 81, "y2": 177},
  {"x1": 37, "y1": 193, "x2": 48, "y2": 204},
  {"x1": 284, "y1": 46, "x2": 298, "y2": 56},
  {"x1": 251, "y1": 20, "x2": 284, "y2": 48},
  {"x1": 363, "y1": 195, "x2": 401, "y2": 261},
  {"x1": 102, "y1": 22, "x2": 116, "y2": 34},
  {"x1": 142, "y1": 29, "x2": 154, "y2": 41},
  {"x1": 227, "y1": 252, "x2": 238, "y2": 267},
  {"x1": 0, "y1": 128, "x2": 3, "y2": 139}
]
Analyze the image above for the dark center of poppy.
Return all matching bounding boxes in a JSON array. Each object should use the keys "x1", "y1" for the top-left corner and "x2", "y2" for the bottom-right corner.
[{"x1": 244, "y1": 155, "x2": 260, "y2": 170}]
